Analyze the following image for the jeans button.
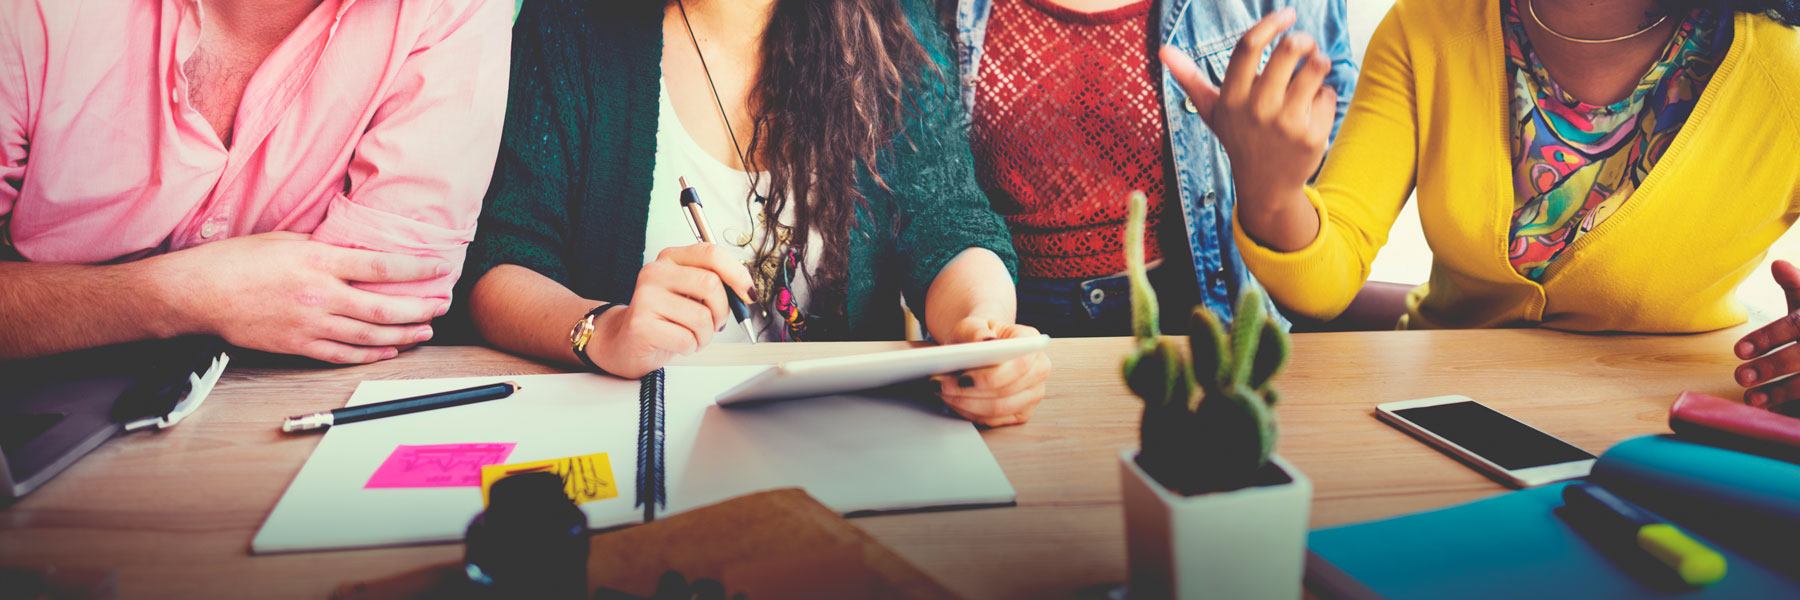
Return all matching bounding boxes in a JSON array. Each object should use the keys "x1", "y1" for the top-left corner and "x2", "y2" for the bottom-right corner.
[
  {"x1": 1088, "y1": 288, "x2": 1106, "y2": 305},
  {"x1": 1183, "y1": 97, "x2": 1199, "y2": 114}
]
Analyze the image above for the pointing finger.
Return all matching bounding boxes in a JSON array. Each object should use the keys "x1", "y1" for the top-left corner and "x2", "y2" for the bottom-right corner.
[{"x1": 1159, "y1": 45, "x2": 1221, "y2": 120}]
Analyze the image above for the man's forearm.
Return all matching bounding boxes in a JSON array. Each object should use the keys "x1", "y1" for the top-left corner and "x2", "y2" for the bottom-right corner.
[{"x1": 0, "y1": 259, "x2": 185, "y2": 359}]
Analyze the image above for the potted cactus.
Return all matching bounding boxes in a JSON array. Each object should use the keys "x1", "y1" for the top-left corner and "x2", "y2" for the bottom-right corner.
[{"x1": 1116, "y1": 191, "x2": 1311, "y2": 599}]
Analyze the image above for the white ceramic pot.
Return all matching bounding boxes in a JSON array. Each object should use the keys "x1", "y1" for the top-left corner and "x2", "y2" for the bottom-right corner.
[{"x1": 1119, "y1": 450, "x2": 1312, "y2": 600}]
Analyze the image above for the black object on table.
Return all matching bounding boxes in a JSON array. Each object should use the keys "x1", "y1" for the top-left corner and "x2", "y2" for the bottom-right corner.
[{"x1": 461, "y1": 471, "x2": 590, "y2": 599}]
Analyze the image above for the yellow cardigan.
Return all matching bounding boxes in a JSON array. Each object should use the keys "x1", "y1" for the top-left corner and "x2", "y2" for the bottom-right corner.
[{"x1": 1234, "y1": 0, "x2": 1800, "y2": 333}]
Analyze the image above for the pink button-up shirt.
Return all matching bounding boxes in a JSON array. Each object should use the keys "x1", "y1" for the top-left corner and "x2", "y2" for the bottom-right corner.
[{"x1": 0, "y1": 0, "x2": 510, "y2": 300}]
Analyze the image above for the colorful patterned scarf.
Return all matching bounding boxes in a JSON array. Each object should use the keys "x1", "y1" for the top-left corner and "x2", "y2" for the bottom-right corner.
[{"x1": 1504, "y1": 0, "x2": 1730, "y2": 281}]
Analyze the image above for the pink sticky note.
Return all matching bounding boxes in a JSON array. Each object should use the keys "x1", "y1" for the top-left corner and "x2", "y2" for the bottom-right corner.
[{"x1": 365, "y1": 443, "x2": 517, "y2": 488}]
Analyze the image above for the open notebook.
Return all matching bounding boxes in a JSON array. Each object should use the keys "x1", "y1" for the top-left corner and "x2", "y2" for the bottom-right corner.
[{"x1": 252, "y1": 366, "x2": 1016, "y2": 554}]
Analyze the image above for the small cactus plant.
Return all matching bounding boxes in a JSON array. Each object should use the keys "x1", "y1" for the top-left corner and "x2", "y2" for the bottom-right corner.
[{"x1": 1119, "y1": 191, "x2": 1291, "y2": 495}]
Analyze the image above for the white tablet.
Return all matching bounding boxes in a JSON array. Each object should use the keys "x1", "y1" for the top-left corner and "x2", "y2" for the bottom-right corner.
[{"x1": 715, "y1": 335, "x2": 1051, "y2": 405}]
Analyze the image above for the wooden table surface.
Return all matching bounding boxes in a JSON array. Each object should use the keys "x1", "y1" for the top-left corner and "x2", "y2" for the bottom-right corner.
[{"x1": 0, "y1": 327, "x2": 1753, "y2": 599}]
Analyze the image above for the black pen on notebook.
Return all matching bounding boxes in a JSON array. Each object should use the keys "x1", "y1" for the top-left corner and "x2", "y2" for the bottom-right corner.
[
  {"x1": 677, "y1": 176, "x2": 758, "y2": 343},
  {"x1": 280, "y1": 381, "x2": 520, "y2": 433}
]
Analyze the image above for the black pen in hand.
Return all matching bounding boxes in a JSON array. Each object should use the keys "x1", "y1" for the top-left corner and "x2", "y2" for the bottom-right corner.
[{"x1": 677, "y1": 177, "x2": 758, "y2": 343}]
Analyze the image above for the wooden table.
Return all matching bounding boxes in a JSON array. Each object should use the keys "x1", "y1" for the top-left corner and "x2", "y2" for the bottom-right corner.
[{"x1": 0, "y1": 328, "x2": 1753, "y2": 599}]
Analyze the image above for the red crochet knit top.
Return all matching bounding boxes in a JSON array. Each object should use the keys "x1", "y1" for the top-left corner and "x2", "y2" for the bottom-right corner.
[{"x1": 971, "y1": 0, "x2": 1168, "y2": 280}]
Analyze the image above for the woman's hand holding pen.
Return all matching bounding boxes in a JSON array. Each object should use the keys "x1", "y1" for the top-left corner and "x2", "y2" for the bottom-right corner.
[
  {"x1": 1733, "y1": 260, "x2": 1800, "y2": 410},
  {"x1": 936, "y1": 318, "x2": 1052, "y2": 428},
  {"x1": 590, "y1": 243, "x2": 755, "y2": 379},
  {"x1": 1158, "y1": 7, "x2": 1334, "y2": 252}
]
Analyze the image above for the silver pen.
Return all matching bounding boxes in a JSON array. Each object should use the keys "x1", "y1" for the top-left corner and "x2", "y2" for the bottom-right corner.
[{"x1": 676, "y1": 177, "x2": 758, "y2": 343}]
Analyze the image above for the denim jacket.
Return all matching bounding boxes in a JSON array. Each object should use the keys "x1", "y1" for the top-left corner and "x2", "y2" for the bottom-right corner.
[{"x1": 950, "y1": 0, "x2": 1357, "y2": 325}]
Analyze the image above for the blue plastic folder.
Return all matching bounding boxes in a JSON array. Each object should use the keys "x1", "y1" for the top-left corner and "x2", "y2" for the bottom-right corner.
[{"x1": 1308, "y1": 436, "x2": 1800, "y2": 599}]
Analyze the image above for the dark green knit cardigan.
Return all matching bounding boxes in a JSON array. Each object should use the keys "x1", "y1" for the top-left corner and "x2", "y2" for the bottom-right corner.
[{"x1": 448, "y1": 0, "x2": 1016, "y2": 342}]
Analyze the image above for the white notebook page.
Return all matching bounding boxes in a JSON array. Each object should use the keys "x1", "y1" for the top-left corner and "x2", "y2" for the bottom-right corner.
[{"x1": 253, "y1": 365, "x2": 1014, "y2": 554}]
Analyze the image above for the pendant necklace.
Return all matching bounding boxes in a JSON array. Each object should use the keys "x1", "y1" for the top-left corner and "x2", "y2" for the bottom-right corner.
[{"x1": 676, "y1": 0, "x2": 765, "y2": 249}]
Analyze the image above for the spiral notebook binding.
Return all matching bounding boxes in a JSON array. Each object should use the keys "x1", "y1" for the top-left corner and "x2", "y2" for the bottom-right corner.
[
  {"x1": 635, "y1": 368, "x2": 667, "y2": 522},
  {"x1": 650, "y1": 368, "x2": 667, "y2": 510}
]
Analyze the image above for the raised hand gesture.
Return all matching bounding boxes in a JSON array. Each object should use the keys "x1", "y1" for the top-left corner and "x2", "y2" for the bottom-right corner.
[{"x1": 1157, "y1": 8, "x2": 1336, "y2": 251}]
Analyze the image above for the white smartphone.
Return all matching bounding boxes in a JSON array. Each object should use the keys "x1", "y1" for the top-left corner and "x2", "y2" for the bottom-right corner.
[{"x1": 1375, "y1": 395, "x2": 1595, "y2": 488}]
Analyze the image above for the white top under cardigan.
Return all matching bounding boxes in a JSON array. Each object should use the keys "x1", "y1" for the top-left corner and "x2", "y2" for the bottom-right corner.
[{"x1": 642, "y1": 79, "x2": 817, "y2": 343}]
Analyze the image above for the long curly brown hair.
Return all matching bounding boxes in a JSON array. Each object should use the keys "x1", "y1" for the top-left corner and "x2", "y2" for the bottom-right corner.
[{"x1": 736, "y1": 0, "x2": 937, "y2": 331}]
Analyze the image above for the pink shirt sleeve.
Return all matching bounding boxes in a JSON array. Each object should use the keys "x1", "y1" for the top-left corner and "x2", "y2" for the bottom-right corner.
[
  {"x1": 0, "y1": 1, "x2": 41, "y2": 239},
  {"x1": 307, "y1": 0, "x2": 512, "y2": 303}
]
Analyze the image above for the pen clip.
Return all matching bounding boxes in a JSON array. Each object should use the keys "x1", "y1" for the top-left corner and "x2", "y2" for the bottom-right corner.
[
  {"x1": 677, "y1": 177, "x2": 702, "y2": 208},
  {"x1": 678, "y1": 179, "x2": 713, "y2": 245}
]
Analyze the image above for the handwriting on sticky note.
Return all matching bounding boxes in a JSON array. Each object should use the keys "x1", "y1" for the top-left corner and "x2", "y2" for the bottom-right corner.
[
  {"x1": 365, "y1": 443, "x2": 517, "y2": 488},
  {"x1": 480, "y1": 453, "x2": 618, "y2": 506}
]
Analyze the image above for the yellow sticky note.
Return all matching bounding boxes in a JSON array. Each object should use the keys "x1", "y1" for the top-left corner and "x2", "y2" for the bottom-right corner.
[{"x1": 480, "y1": 452, "x2": 618, "y2": 506}]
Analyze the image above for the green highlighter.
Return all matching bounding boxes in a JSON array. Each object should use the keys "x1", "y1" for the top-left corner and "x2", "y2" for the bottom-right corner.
[{"x1": 1563, "y1": 482, "x2": 1727, "y2": 586}]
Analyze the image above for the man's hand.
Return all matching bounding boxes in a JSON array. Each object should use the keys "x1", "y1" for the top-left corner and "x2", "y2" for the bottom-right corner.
[
  {"x1": 935, "y1": 318, "x2": 1051, "y2": 428},
  {"x1": 146, "y1": 231, "x2": 449, "y2": 364},
  {"x1": 1734, "y1": 260, "x2": 1800, "y2": 408}
]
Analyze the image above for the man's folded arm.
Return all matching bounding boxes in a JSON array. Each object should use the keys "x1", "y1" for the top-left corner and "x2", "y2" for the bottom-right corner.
[{"x1": 306, "y1": 0, "x2": 512, "y2": 304}]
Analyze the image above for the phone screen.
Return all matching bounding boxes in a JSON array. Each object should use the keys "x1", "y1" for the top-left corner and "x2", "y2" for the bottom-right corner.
[{"x1": 1393, "y1": 401, "x2": 1594, "y2": 470}]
